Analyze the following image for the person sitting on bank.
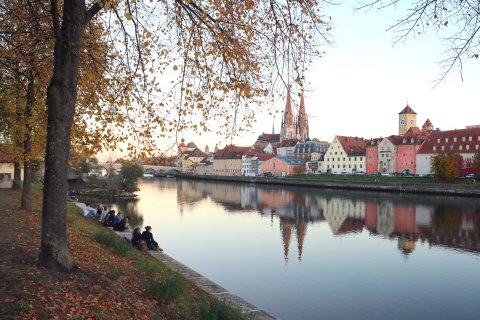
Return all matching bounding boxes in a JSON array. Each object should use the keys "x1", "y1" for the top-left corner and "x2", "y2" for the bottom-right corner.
[
  {"x1": 141, "y1": 226, "x2": 163, "y2": 251},
  {"x1": 99, "y1": 206, "x2": 109, "y2": 223},
  {"x1": 113, "y1": 212, "x2": 122, "y2": 225},
  {"x1": 83, "y1": 203, "x2": 96, "y2": 218},
  {"x1": 67, "y1": 190, "x2": 78, "y2": 202},
  {"x1": 103, "y1": 210, "x2": 115, "y2": 227},
  {"x1": 113, "y1": 215, "x2": 130, "y2": 232},
  {"x1": 131, "y1": 227, "x2": 147, "y2": 251}
]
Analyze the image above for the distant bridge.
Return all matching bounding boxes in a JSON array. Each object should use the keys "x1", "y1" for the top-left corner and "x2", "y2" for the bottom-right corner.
[{"x1": 98, "y1": 163, "x2": 179, "y2": 175}]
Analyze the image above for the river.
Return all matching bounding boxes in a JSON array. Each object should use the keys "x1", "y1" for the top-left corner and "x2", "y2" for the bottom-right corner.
[{"x1": 94, "y1": 178, "x2": 480, "y2": 320}]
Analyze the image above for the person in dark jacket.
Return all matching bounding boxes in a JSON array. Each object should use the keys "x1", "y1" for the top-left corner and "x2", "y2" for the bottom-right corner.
[
  {"x1": 103, "y1": 210, "x2": 116, "y2": 227},
  {"x1": 131, "y1": 227, "x2": 146, "y2": 251},
  {"x1": 113, "y1": 216, "x2": 130, "y2": 231},
  {"x1": 141, "y1": 226, "x2": 163, "y2": 251}
]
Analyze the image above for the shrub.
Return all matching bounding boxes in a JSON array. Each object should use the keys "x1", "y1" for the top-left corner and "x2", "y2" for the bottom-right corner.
[
  {"x1": 199, "y1": 299, "x2": 245, "y2": 320},
  {"x1": 145, "y1": 276, "x2": 184, "y2": 301},
  {"x1": 94, "y1": 231, "x2": 134, "y2": 256}
]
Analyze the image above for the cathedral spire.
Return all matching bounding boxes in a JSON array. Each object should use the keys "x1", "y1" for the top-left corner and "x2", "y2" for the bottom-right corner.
[{"x1": 298, "y1": 91, "x2": 309, "y2": 141}]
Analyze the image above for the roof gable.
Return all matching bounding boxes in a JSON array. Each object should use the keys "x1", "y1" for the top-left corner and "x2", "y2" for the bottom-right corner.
[
  {"x1": 336, "y1": 136, "x2": 367, "y2": 156},
  {"x1": 399, "y1": 104, "x2": 417, "y2": 114}
]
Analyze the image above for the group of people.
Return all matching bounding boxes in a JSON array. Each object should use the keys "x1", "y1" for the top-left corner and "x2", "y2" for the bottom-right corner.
[
  {"x1": 83, "y1": 203, "x2": 130, "y2": 231},
  {"x1": 82, "y1": 202, "x2": 162, "y2": 251},
  {"x1": 131, "y1": 226, "x2": 163, "y2": 251}
]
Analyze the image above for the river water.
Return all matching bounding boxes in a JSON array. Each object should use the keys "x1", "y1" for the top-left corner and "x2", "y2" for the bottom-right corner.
[{"x1": 103, "y1": 178, "x2": 480, "y2": 320}]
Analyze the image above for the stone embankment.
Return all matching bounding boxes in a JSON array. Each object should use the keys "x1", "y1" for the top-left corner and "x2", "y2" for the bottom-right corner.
[
  {"x1": 75, "y1": 203, "x2": 276, "y2": 320},
  {"x1": 178, "y1": 174, "x2": 480, "y2": 198}
]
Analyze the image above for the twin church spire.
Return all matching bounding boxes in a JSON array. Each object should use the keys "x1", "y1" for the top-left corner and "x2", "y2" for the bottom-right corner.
[{"x1": 280, "y1": 86, "x2": 309, "y2": 142}]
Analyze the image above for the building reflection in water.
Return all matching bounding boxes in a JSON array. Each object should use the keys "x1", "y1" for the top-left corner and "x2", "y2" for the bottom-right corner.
[{"x1": 175, "y1": 180, "x2": 480, "y2": 261}]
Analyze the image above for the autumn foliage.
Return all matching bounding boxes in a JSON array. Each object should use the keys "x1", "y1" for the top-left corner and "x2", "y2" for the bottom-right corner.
[
  {"x1": 0, "y1": 187, "x2": 244, "y2": 319},
  {"x1": 431, "y1": 153, "x2": 462, "y2": 182}
]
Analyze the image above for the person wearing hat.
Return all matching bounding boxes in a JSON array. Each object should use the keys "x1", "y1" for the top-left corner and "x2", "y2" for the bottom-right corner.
[{"x1": 142, "y1": 226, "x2": 163, "y2": 251}]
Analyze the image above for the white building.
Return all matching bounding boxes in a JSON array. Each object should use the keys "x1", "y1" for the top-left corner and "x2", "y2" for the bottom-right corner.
[
  {"x1": 416, "y1": 127, "x2": 480, "y2": 175},
  {"x1": 323, "y1": 136, "x2": 367, "y2": 174}
]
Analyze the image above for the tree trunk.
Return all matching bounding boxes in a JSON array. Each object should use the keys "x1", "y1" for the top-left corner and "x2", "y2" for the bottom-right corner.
[
  {"x1": 21, "y1": 76, "x2": 34, "y2": 212},
  {"x1": 40, "y1": 0, "x2": 87, "y2": 271},
  {"x1": 12, "y1": 161, "x2": 22, "y2": 190}
]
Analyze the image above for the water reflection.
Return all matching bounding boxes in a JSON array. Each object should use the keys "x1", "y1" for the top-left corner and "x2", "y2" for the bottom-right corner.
[{"x1": 175, "y1": 179, "x2": 480, "y2": 260}]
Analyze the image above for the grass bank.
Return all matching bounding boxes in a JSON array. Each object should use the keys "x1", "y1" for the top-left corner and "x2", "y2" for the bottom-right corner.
[{"x1": 0, "y1": 184, "x2": 244, "y2": 320}]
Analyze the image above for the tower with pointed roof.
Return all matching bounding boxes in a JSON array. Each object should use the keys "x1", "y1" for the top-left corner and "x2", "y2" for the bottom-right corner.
[
  {"x1": 280, "y1": 86, "x2": 296, "y2": 141},
  {"x1": 297, "y1": 91, "x2": 309, "y2": 141},
  {"x1": 398, "y1": 104, "x2": 417, "y2": 135},
  {"x1": 280, "y1": 87, "x2": 309, "y2": 142}
]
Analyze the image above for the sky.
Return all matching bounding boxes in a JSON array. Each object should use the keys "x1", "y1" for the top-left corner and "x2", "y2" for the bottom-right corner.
[{"x1": 99, "y1": 2, "x2": 480, "y2": 160}]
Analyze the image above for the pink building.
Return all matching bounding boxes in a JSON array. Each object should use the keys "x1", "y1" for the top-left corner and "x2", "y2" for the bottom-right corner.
[
  {"x1": 260, "y1": 156, "x2": 306, "y2": 176},
  {"x1": 366, "y1": 138, "x2": 381, "y2": 175}
]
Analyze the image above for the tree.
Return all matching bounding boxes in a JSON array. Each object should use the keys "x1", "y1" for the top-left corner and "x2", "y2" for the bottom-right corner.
[
  {"x1": 430, "y1": 153, "x2": 461, "y2": 182},
  {"x1": 117, "y1": 161, "x2": 144, "y2": 193},
  {"x1": 474, "y1": 152, "x2": 480, "y2": 173},
  {"x1": 39, "y1": 0, "x2": 331, "y2": 270},
  {"x1": 358, "y1": 0, "x2": 480, "y2": 83}
]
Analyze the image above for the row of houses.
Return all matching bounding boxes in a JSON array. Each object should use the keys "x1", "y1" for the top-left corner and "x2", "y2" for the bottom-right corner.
[{"x1": 178, "y1": 105, "x2": 480, "y2": 176}]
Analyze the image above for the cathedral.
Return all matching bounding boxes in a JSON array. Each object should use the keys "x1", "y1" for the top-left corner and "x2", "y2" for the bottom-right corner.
[{"x1": 280, "y1": 87, "x2": 309, "y2": 142}]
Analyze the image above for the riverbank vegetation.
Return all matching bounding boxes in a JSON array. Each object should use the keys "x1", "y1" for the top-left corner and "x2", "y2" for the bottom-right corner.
[{"x1": 0, "y1": 185, "x2": 244, "y2": 319}]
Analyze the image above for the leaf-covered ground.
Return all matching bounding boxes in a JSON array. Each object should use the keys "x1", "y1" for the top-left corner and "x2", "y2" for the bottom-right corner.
[{"x1": 0, "y1": 186, "x2": 244, "y2": 320}]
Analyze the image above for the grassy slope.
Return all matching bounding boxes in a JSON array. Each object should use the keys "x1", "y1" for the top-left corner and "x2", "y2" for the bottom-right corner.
[{"x1": 0, "y1": 185, "x2": 243, "y2": 320}]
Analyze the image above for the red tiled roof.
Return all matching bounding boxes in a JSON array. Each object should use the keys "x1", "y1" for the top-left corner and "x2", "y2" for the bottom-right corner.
[
  {"x1": 423, "y1": 118, "x2": 433, "y2": 128},
  {"x1": 186, "y1": 148, "x2": 206, "y2": 158},
  {"x1": 336, "y1": 136, "x2": 367, "y2": 156},
  {"x1": 367, "y1": 137, "x2": 383, "y2": 146},
  {"x1": 277, "y1": 139, "x2": 299, "y2": 148},
  {"x1": 214, "y1": 145, "x2": 252, "y2": 159},
  {"x1": 403, "y1": 126, "x2": 422, "y2": 138},
  {"x1": 257, "y1": 153, "x2": 275, "y2": 161},
  {"x1": 399, "y1": 104, "x2": 417, "y2": 114},
  {"x1": 387, "y1": 134, "x2": 422, "y2": 146},
  {"x1": 256, "y1": 133, "x2": 280, "y2": 144},
  {"x1": 186, "y1": 142, "x2": 197, "y2": 148},
  {"x1": 417, "y1": 128, "x2": 480, "y2": 154}
]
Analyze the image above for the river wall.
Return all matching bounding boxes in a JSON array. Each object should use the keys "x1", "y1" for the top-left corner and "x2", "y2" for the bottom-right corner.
[
  {"x1": 177, "y1": 174, "x2": 480, "y2": 198},
  {"x1": 74, "y1": 202, "x2": 276, "y2": 320}
]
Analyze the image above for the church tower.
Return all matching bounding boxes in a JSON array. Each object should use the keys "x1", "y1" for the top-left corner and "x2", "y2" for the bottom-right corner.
[
  {"x1": 298, "y1": 91, "x2": 309, "y2": 141},
  {"x1": 280, "y1": 86, "x2": 296, "y2": 141},
  {"x1": 398, "y1": 104, "x2": 417, "y2": 135}
]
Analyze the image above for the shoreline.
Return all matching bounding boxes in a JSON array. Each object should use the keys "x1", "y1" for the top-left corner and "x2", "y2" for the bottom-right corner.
[
  {"x1": 177, "y1": 174, "x2": 480, "y2": 198},
  {"x1": 74, "y1": 202, "x2": 276, "y2": 320}
]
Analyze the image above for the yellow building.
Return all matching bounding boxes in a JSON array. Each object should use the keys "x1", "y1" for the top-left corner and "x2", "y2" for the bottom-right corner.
[
  {"x1": 398, "y1": 104, "x2": 417, "y2": 135},
  {"x1": 213, "y1": 145, "x2": 252, "y2": 176}
]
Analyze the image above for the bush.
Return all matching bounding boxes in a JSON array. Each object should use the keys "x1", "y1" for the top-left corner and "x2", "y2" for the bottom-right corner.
[
  {"x1": 94, "y1": 231, "x2": 135, "y2": 256},
  {"x1": 145, "y1": 275, "x2": 184, "y2": 301},
  {"x1": 199, "y1": 299, "x2": 245, "y2": 320}
]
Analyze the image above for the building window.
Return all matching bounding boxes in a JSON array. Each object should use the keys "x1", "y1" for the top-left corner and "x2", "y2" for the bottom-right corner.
[
  {"x1": 450, "y1": 145, "x2": 454, "y2": 151},
  {"x1": 343, "y1": 164, "x2": 346, "y2": 168},
  {"x1": 445, "y1": 137, "x2": 449, "y2": 143},
  {"x1": 466, "y1": 145, "x2": 470, "y2": 150},
  {"x1": 476, "y1": 145, "x2": 479, "y2": 150},
  {"x1": 360, "y1": 164, "x2": 363, "y2": 168},
  {"x1": 454, "y1": 137, "x2": 457, "y2": 142},
  {"x1": 441, "y1": 146, "x2": 445, "y2": 150},
  {"x1": 437, "y1": 138, "x2": 441, "y2": 143},
  {"x1": 462, "y1": 137, "x2": 466, "y2": 142},
  {"x1": 433, "y1": 146, "x2": 437, "y2": 151},
  {"x1": 459, "y1": 145, "x2": 463, "y2": 150},
  {"x1": 349, "y1": 164, "x2": 351, "y2": 168},
  {"x1": 469, "y1": 136, "x2": 473, "y2": 141},
  {"x1": 343, "y1": 157, "x2": 345, "y2": 161}
]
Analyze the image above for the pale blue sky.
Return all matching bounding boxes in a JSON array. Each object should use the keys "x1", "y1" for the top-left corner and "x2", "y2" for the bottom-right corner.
[
  {"x1": 100, "y1": 2, "x2": 480, "y2": 159},
  {"x1": 220, "y1": 2, "x2": 480, "y2": 149}
]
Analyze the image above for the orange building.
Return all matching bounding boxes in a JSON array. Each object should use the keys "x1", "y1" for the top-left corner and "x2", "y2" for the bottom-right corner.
[{"x1": 260, "y1": 156, "x2": 306, "y2": 176}]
